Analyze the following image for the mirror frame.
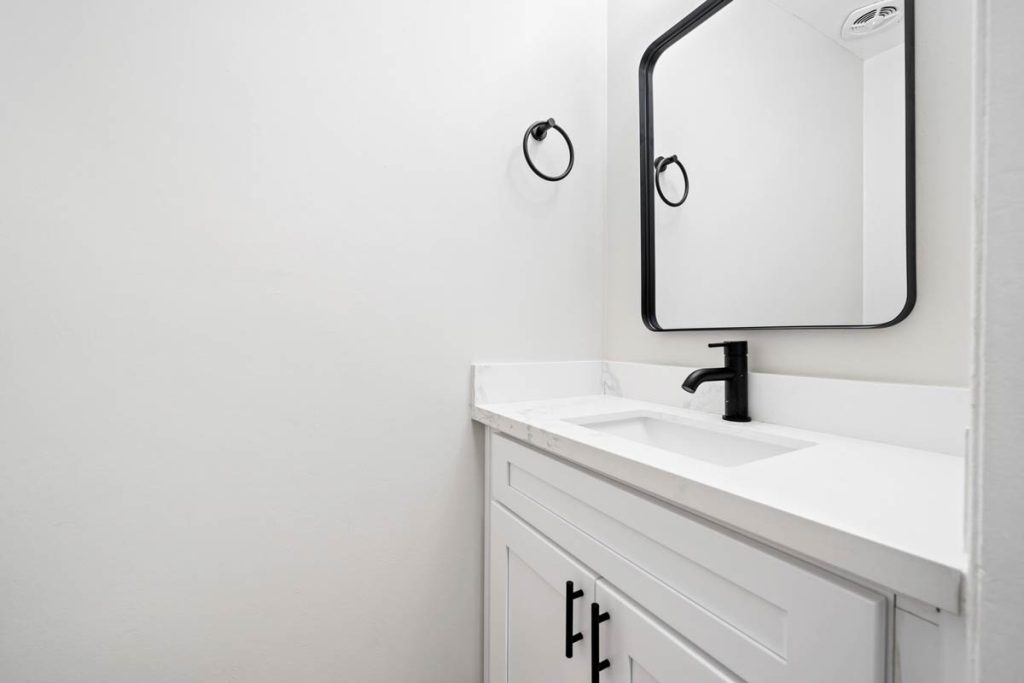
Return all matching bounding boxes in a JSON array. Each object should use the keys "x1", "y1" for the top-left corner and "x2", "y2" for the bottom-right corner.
[{"x1": 638, "y1": 0, "x2": 917, "y2": 331}]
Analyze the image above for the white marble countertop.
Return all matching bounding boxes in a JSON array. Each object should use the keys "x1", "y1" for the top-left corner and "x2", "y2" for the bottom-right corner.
[{"x1": 474, "y1": 394, "x2": 966, "y2": 613}]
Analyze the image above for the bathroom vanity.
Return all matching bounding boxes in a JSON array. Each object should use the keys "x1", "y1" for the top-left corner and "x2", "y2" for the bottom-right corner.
[
  {"x1": 478, "y1": 6, "x2": 960, "y2": 678},
  {"x1": 474, "y1": 361, "x2": 967, "y2": 683}
]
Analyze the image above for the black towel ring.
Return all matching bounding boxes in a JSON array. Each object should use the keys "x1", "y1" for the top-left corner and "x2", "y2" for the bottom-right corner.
[
  {"x1": 654, "y1": 155, "x2": 689, "y2": 207},
  {"x1": 523, "y1": 118, "x2": 575, "y2": 182}
]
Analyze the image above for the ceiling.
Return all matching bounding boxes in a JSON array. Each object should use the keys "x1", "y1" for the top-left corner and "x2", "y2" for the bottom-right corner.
[{"x1": 766, "y1": 0, "x2": 905, "y2": 59}]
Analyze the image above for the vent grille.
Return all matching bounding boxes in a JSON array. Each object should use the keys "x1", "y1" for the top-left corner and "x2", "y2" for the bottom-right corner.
[{"x1": 842, "y1": 2, "x2": 903, "y2": 39}]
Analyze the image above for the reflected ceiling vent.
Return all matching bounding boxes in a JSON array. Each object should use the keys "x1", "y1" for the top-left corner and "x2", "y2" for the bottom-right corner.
[{"x1": 841, "y1": 1, "x2": 903, "y2": 40}]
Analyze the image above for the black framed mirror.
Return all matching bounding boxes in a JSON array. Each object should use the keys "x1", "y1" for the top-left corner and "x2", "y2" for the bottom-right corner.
[{"x1": 639, "y1": 0, "x2": 916, "y2": 331}]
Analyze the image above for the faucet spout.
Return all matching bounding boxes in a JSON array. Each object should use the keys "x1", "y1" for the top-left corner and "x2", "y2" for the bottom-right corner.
[
  {"x1": 681, "y1": 341, "x2": 752, "y2": 422},
  {"x1": 682, "y1": 367, "x2": 735, "y2": 393}
]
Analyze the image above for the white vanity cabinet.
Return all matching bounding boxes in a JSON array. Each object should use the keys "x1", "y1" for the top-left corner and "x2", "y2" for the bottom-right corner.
[{"x1": 486, "y1": 431, "x2": 890, "y2": 683}]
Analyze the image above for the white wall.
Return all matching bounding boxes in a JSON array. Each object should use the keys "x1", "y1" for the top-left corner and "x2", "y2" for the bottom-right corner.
[
  {"x1": 652, "y1": 0, "x2": 866, "y2": 329},
  {"x1": 968, "y1": 0, "x2": 1024, "y2": 678},
  {"x1": 0, "y1": 1, "x2": 606, "y2": 681},
  {"x1": 606, "y1": 0, "x2": 975, "y2": 386},
  {"x1": 862, "y1": 45, "x2": 909, "y2": 324}
]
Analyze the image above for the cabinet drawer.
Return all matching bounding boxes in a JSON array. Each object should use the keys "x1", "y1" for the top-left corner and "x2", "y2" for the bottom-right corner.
[{"x1": 490, "y1": 432, "x2": 887, "y2": 683}]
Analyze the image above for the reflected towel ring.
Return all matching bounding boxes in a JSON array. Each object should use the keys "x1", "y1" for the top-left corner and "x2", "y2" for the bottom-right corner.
[
  {"x1": 654, "y1": 155, "x2": 689, "y2": 207},
  {"x1": 523, "y1": 118, "x2": 575, "y2": 182}
]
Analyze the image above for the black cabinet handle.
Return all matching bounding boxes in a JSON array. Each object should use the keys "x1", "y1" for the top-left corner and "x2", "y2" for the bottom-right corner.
[
  {"x1": 565, "y1": 580, "x2": 585, "y2": 658},
  {"x1": 591, "y1": 602, "x2": 610, "y2": 681}
]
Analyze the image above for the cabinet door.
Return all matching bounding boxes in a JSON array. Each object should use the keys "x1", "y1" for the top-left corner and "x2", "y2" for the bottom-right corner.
[
  {"x1": 593, "y1": 579, "x2": 743, "y2": 683},
  {"x1": 490, "y1": 503, "x2": 597, "y2": 683}
]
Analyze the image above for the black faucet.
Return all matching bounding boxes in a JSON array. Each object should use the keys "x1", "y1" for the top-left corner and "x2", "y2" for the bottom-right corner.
[{"x1": 682, "y1": 341, "x2": 751, "y2": 423}]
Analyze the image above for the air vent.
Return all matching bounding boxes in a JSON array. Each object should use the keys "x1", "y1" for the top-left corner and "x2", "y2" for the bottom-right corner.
[{"x1": 841, "y1": 1, "x2": 903, "y2": 40}]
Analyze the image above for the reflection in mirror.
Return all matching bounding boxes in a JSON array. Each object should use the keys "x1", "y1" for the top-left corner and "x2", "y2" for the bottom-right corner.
[{"x1": 644, "y1": 0, "x2": 914, "y2": 330}]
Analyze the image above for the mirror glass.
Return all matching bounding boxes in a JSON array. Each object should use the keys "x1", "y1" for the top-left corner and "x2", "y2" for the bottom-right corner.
[{"x1": 643, "y1": 0, "x2": 914, "y2": 330}]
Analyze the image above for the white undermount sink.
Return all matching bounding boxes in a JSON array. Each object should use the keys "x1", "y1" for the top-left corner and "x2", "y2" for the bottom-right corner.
[{"x1": 568, "y1": 412, "x2": 814, "y2": 467}]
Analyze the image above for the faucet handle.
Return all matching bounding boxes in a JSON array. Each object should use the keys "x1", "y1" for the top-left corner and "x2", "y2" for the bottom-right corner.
[{"x1": 709, "y1": 341, "x2": 748, "y2": 355}]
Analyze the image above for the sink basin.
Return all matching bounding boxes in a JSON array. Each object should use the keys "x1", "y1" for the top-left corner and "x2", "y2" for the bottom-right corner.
[{"x1": 568, "y1": 412, "x2": 813, "y2": 467}]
